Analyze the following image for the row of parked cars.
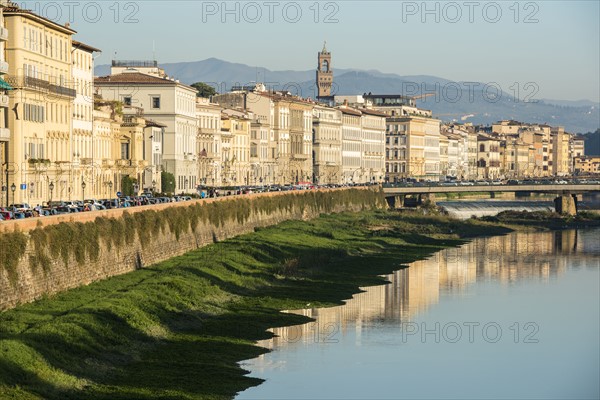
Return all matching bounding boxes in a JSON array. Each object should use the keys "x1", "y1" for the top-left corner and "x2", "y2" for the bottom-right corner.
[
  {"x1": 1, "y1": 182, "x2": 374, "y2": 221},
  {"x1": 0, "y1": 194, "x2": 195, "y2": 221}
]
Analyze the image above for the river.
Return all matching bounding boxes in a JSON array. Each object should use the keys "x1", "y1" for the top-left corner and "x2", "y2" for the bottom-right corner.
[{"x1": 236, "y1": 229, "x2": 600, "y2": 400}]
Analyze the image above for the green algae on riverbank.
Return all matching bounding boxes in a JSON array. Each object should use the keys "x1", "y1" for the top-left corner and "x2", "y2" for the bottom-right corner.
[{"x1": 0, "y1": 210, "x2": 512, "y2": 400}]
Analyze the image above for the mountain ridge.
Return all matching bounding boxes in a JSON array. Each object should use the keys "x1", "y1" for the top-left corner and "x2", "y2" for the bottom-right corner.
[{"x1": 95, "y1": 58, "x2": 599, "y2": 133}]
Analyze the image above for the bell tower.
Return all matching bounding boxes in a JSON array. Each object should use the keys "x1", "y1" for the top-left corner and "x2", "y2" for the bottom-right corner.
[{"x1": 316, "y1": 41, "x2": 333, "y2": 102}]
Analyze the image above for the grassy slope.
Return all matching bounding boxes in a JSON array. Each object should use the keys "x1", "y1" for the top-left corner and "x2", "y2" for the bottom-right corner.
[{"x1": 0, "y1": 211, "x2": 512, "y2": 400}]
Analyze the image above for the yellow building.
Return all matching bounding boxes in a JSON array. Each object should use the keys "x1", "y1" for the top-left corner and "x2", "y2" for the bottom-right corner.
[
  {"x1": 92, "y1": 103, "x2": 121, "y2": 199},
  {"x1": 4, "y1": 6, "x2": 76, "y2": 205},
  {"x1": 573, "y1": 156, "x2": 600, "y2": 175},
  {"x1": 196, "y1": 97, "x2": 222, "y2": 186},
  {"x1": 0, "y1": 0, "x2": 11, "y2": 206},
  {"x1": 91, "y1": 101, "x2": 148, "y2": 199},
  {"x1": 220, "y1": 109, "x2": 251, "y2": 186}
]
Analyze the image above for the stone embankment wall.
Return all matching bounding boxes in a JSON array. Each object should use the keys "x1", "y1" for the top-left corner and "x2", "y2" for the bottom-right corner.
[{"x1": 0, "y1": 188, "x2": 385, "y2": 311}]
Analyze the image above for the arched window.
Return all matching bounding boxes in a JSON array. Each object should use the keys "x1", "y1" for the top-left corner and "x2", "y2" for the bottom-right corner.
[
  {"x1": 479, "y1": 144, "x2": 485, "y2": 152},
  {"x1": 478, "y1": 159, "x2": 487, "y2": 168},
  {"x1": 321, "y1": 59, "x2": 329, "y2": 72}
]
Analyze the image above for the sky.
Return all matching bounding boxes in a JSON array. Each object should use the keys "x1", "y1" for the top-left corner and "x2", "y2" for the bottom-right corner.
[{"x1": 19, "y1": 0, "x2": 600, "y2": 102}]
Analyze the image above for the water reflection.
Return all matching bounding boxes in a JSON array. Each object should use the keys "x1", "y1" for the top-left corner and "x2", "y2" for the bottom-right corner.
[{"x1": 255, "y1": 229, "x2": 599, "y2": 352}]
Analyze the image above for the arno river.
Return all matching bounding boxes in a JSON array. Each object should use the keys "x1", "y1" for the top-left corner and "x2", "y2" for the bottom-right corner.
[{"x1": 237, "y1": 229, "x2": 600, "y2": 399}]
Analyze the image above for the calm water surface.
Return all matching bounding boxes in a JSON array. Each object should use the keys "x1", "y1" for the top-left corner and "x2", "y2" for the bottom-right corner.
[{"x1": 236, "y1": 229, "x2": 600, "y2": 400}]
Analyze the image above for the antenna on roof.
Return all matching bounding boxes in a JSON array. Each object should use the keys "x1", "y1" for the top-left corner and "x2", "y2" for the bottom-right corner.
[{"x1": 152, "y1": 40, "x2": 156, "y2": 61}]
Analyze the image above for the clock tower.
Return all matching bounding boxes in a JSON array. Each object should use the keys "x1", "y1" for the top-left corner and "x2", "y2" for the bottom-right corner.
[{"x1": 316, "y1": 42, "x2": 333, "y2": 102}]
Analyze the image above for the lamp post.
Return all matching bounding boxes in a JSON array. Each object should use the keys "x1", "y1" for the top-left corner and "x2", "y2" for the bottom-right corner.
[
  {"x1": 152, "y1": 180, "x2": 156, "y2": 195},
  {"x1": 108, "y1": 180, "x2": 113, "y2": 197},
  {"x1": 81, "y1": 180, "x2": 86, "y2": 202},
  {"x1": 3, "y1": 162, "x2": 8, "y2": 206},
  {"x1": 10, "y1": 182, "x2": 16, "y2": 206},
  {"x1": 49, "y1": 181, "x2": 54, "y2": 203}
]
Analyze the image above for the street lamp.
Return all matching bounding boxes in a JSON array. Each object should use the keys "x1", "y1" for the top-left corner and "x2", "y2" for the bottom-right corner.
[
  {"x1": 10, "y1": 182, "x2": 16, "y2": 206},
  {"x1": 81, "y1": 180, "x2": 86, "y2": 202},
  {"x1": 152, "y1": 180, "x2": 156, "y2": 194},
  {"x1": 108, "y1": 181, "x2": 113, "y2": 197},
  {"x1": 49, "y1": 181, "x2": 54, "y2": 203}
]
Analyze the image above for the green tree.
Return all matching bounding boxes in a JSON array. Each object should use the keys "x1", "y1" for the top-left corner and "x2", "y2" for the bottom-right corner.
[
  {"x1": 161, "y1": 171, "x2": 175, "y2": 194},
  {"x1": 121, "y1": 176, "x2": 137, "y2": 196},
  {"x1": 191, "y1": 82, "x2": 217, "y2": 98}
]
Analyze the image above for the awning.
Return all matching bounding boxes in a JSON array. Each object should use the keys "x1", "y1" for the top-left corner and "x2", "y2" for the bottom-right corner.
[{"x1": 0, "y1": 77, "x2": 14, "y2": 91}]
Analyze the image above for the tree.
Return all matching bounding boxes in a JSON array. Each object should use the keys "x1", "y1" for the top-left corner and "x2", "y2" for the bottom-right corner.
[
  {"x1": 121, "y1": 176, "x2": 137, "y2": 196},
  {"x1": 191, "y1": 82, "x2": 217, "y2": 98},
  {"x1": 161, "y1": 171, "x2": 175, "y2": 194}
]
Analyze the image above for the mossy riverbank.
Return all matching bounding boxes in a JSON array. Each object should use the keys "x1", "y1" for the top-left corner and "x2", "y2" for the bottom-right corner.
[{"x1": 0, "y1": 210, "x2": 564, "y2": 400}]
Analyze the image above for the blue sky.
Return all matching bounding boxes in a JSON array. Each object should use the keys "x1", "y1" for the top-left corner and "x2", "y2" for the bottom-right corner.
[{"x1": 20, "y1": 1, "x2": 600, "y2": 101}]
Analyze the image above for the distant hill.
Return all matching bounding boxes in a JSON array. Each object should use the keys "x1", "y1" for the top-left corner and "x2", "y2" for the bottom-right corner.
[
  {"x1": 95, "y1": 58, "x2": 600, "y2": 133},
  {"x1": 584, "y1": 129, "x2": 600, "y2": 156}
]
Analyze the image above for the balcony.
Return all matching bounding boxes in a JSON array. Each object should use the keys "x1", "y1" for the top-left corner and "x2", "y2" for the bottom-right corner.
[
  {"x1": 0, "y1": 127, "x2": 9, "y2": 141},
  {"x1": 102, "y1": 159, "x2": 114, "y2": 167},
  {"x1": 0, "y1": 26, "x2": 8, "y2": 42},
  {"x1": 4, "y1": 75, "x2": 76, "y2": 97},
  {"x1": 0, "y1": 94, "x2": 9, "y2": 107},
  {"x1": 0, "y1": 61, "x2": 8, "y2": 75},
  {"x1": 117, "y1": 159, "x2": 131, "y2": 167}
]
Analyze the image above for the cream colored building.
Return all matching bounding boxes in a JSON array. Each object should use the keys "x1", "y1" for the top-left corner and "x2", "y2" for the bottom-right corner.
[
  {"x1": 220, "y1": 109, "x2": 251, "y2": 186},
  {"x1": 358, "y1": 94, "x2": 440, "y2": 181},
  {"x1": 312, "y1": 104, "x2": 342, "y2": 184},
  {"x1": 71, "y1": 40, "x2": 100, "y2": 200},
  {"x1": 212, "y1": 88, "x2": 277, "y2": 186},
  {"x1": 142, "y1": 118, "x2": 164, "y2": 193},
  {"x1": 5, "y1": 7, "x2": 76, "y2": 205},
  {"x1": 250, "y1": 113, "x2": 272, "y2": 186},
  {"x1": 285, "y1": 96, "x2": 314, "y2": 184},
  {"x1": 339, "y1": 106, "x2": 363, "y2": 184},
  {"x1": 385, "y1": 120, "x2": 408, "y2": 183},
  {"x1": 551, "y1": 126, "x2": 570, "y2": 176},
  {"x1": 196, "y1": 97, "x2": 222, "y2": 186},
  {"x1": 95, "y1": 63, "x2": 198, "y2": 194},
  {"x1": 359, "y1": 108, "x2": 386, "y2": 183}
]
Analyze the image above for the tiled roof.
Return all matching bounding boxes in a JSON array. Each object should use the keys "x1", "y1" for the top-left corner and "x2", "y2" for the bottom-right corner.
[
  {"x1": 337, "y1": 106, "x2": 362, "y2": 116},
  {"x1": 95, "y1": 72, "x2": 195, "y2": 91},
  {"x1": 359, "y1": 108, "x2": 387, "y2": 117},
  {"x1": 72, "y1": 40, "x2": 101, "y2": 53},
  {"x1": 144, "y1": 119, "x2": 166, "y2": 128}
]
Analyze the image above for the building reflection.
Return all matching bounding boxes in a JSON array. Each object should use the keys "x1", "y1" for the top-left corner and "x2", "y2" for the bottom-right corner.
[{"x1": 254, "y1": 229, "x2": 599, "y2": 354}]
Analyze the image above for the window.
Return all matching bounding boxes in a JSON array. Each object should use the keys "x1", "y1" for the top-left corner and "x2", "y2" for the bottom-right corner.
[
  {"x1": 121, "y1": 142, "x2": 130, "y2": 160},
  {"x1": 123, "y1": 96, "x2": 132, "y2": 106},
  {"x1": 152, "y1": 96, "x2": 161, "y2": 109}
]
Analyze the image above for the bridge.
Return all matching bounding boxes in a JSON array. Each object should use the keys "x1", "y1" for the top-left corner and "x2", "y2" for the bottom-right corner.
[{"x1": 382, "y1": 183, "x2": 600, "y2": 215}]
